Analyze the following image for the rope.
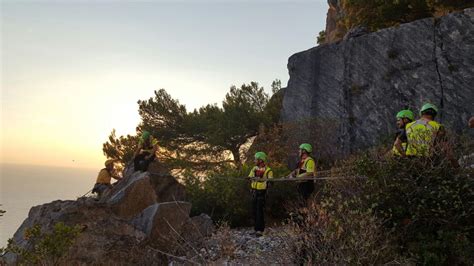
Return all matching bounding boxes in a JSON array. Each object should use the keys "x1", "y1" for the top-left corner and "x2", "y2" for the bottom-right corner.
[
  {"x1": 148, "y1": 171, "x2": 366, "y2": 182},
  {"x1": 251, "y1": 176, "x2": 367, "y2": 182},
  {"x1": 80, "y1": 189, "x2": 93, "y2": 198}
]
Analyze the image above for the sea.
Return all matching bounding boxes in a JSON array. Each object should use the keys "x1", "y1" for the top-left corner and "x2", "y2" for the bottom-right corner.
[{"x1": 0, "y1": 163, "x2": 97, "y2": 247}]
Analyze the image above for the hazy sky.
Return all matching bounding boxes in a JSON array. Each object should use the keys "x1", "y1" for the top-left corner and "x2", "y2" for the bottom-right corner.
[{"x1": 1, "y1": 0, "x2": 328, "y2": 169}]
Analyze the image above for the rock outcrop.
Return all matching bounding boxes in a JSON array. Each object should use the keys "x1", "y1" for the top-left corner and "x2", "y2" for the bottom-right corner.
[
  {"x1": 282, "y1": 9, "x2": 474, "y2": 157},
  {"x1": 325, "y1": 0, "x2": 345, "y2": 43},
  {"x1": 4, "y1": 167, "x2": 210, "y2": 265},
  {"x1": 104, "y1": 171, "x2": 157, "y2": 218},
  {"x1": 132, "y1": 202, "x2": 191, "y2": 251}
]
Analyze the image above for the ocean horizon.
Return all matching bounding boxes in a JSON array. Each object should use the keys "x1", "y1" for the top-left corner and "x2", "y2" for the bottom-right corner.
[{"x1": 0, "y1": 163, "x2": 97, "y2": 247}]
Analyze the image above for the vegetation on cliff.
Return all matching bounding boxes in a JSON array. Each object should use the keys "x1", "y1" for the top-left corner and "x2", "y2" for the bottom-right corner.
[{"x1": 339, "y1": 0, "x2": 473, "y2": 33}]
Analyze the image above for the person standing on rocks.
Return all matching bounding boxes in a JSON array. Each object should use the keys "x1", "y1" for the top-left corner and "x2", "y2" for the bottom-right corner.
[
  {"x1": 133, "y1": 130, "x2": 158, "y2": 172},
  {"x1": 391, "y1": 109, "x2": 415, "y2": 157},
  {"x1": 92, "y1": 159, "x2": 122, "y2": 197},
  {"x1": 405, "y1": 103, "x2": 444, "y2": 157},
  {"x1": 248, "y1": 152, "x2": 273, "y2": 237},
  {"x1": 405, "y1": 103, "x2": 460, "y2": 167},
  {"x1": 287, "y1": 143, "x2": 316, "y2": 201}
]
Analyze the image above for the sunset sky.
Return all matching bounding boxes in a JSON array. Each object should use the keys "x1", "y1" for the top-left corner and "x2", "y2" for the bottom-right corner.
[{"x1": 1, "y1": 0, "x2": 327, "y2": 169}]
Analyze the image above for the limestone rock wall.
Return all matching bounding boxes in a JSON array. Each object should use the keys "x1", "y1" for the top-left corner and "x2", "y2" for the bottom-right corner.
[{"x1": 282, "y1": 9, "x2": 474, "y2": 156}]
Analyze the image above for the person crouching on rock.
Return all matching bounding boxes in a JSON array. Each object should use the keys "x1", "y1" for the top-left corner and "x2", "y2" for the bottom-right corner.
[
  {"x1": 133, "y1": 130, "x2": 158, "y2": 172},
  {"x1": 92, "y1": 159, "x2": 122, "y2": 198},
  {"x1": 248, "y1": 152, "x2": 273, "y2": 237}
]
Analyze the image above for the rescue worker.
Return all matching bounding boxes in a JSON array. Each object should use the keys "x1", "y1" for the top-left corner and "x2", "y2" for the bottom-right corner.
[
  {"x1": 133, "y1": 130, "x2": 158, "y2": 172},
  {"x1": 288, "y1": 143, "x2": 316, "y2": 200},
  {"x1": 392, "y1": 109, "x2": 415, "y2": 157},
  {"x1": 405, "y1": 103, "x2": 443, "y2": 157},
  {"x1": 248, "y1": 152, "x2": 273, "y2": 237},
  {"x1": 92, "y1": 159, "x2": 122, "y2": 197}
]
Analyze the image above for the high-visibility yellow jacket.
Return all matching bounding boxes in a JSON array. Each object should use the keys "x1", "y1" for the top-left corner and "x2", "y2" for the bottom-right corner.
[
  {"x1": 297, "y1": 156, "x2": 316, "y2": 177},
  {"x1": 406, "y1": 119, "x2": 442, "y2": 156},
  {"x1": 139, "y1": 136, "x2": 158, "y2": 154},
  {"x1": 392, "y1": 131, "x2": 408, "y2": 156},
  {"x1": 96, "y1": 168, "x2": 112, "y2": 184},
  {"x1": 248, "y1": 166, "x2": 273, "y2": 190},
  {"x1": 392, "y1": 142, "x2": 408, "y2": 156}
]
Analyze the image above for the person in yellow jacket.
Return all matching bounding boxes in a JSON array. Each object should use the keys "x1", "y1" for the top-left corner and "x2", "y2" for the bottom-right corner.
[
  {"x1": 405, "y1": 103, "x2": 444, "y2": 157},
  {"x1": 133, "y1": 130, "x2": 159, "y2": 172},
  {"x1": 392, "y1": 109, "x2": 415, "y2": 157},
  {"x1": 248, "y1": 152, "x2": 273, "y2": 237},
  {"x1": 92, "y1": 159, "x2": 122, "y2": 197},
  {"x1": 288, "y1": 143, "x2": 316, "y2": 200}
]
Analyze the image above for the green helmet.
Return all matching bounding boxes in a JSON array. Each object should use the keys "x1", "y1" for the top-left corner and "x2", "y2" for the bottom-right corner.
[
  {"x1": 254, "y1": 151, "x2": 267, "y2": 162},
  {"x1": 420, "y1": 103, "x2": 438, "y2": 114},
  {"x1": 299, "y1": 143, "x2": 313, "y2": 153},
  {"x1": 141, "y1": 131, "x2": 151, "y2": 140},
  {"x1": 396, "y1": 109, "x2": 415, "y2": 121}
]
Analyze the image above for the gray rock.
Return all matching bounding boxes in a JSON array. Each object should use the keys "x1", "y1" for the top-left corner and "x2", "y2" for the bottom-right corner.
[
  {"x1": 4, "y1": 200, "x2": 150, "y2": 265},
  {"x1": 104, "y1": 171, "x2": 157, "y2": 219},
  {"x1": 131, "y1": 201, "x2": 191, "y2": 251},
  {"x1": 182, "y1": 213, "x2": 215, "y2": 244},
  {"x1": 343, "y1": 26, "x2": 369, "y2": 40},
  {"x1": 281, "y1": 9, "x2": 474, "y2": 159}
]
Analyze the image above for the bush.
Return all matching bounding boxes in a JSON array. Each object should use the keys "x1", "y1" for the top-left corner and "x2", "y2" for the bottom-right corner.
[
  {"x1": 184, "y1": 164, "x2": 297, "y2": 227},
  {"x1": 338, "y1": 0, "x2": 473, "y2": 33},
  {"x1": 1, "y1": 222, "x2": 82, "y2": 265},
  {"x1": 285, "y1": 140, "x2": 474, "y2": 265},
  {"x1": 353, "y1": 154, "x2": 474, "y2": 264},
  {"x1": 287, "y1": 181, "x2": 408, "y2": 264}
]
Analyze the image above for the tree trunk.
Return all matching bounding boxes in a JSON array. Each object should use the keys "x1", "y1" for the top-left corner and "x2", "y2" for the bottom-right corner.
[{"x1": 231, "y1": 148, "x2": 241, "y2": 168}]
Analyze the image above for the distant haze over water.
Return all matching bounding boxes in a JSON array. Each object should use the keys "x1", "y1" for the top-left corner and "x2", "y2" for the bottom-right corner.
[{"x1": 0, "y1": 164, "x2": 97, "y2": 247}]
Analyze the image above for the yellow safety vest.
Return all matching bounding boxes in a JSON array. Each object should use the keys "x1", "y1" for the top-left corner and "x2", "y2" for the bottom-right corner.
[
  {"x1": 248, "y1": 166, "x2": 273, "y2": 190},
  {"x1": 406, "y1": 119, "x2": 441, "y2": 156},
  {"x1": 96, "y1": 168, "x2": 112, "y2": 184},
  {"x1": 139, "y1": 136, "x2": 158, "y2": 154},
  {"x1": 392, "y1": 142, "x2": 408, "y2": 156},
  {"x1": 297, "y1": 157, "x2": 316, "y2": 177}
]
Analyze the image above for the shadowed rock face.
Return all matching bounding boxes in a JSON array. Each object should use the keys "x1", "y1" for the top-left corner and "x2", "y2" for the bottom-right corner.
[
  {"x1": 104, "y1": 171, "x2": 157, "y2": 219},
  {"x1": 282, "y1": 9, "x2": 474, "y2": 157},
  {"x1": 132, "y1": 202, "x2": 192, "y2": 251}
]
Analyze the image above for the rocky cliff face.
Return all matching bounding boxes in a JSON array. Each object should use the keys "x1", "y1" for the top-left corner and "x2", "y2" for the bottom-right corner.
[
  {"x1": 282, "y1": 9, "x2": 474, "y2": 156},
  {"x1": 324, "y1": 0, "x2": 345, "y2": 43}
]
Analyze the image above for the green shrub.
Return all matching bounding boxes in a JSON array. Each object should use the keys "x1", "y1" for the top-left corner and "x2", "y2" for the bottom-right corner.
[
  {"x1": 288, "y1": 185, "x2": 408, "y2": 264},
  {"x1": 184, "y1": 164, "x2": 296, "y2": 226},
  {"x1": 338, "y1": 0, "x2": 472, "y2": 34},
  {"x1": 1, "y1": 222, "x2": 82, "y2": 265},
  {"x1": 353, "y1": 155, "x2": 474, "y2": 264}
]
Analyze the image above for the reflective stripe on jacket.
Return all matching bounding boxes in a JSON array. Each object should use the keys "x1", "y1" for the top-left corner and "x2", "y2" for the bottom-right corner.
[{"x1": 406, "y1": 119, "x2": 441, "y2": 156}]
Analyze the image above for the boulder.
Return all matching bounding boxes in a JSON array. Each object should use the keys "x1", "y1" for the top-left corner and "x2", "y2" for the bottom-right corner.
[
  {"x1": 182, "y1": 213, "x2": 215, "y2": 244},
  {"x1": 3, "y1": 199, "x2": 159, "y2": 265},
  {"x1": 131, "y1": 202, "x2": 192, "y2": 251},
  {"x1": 104, "y1": 171, "x2": 157, "y2": 219}
]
